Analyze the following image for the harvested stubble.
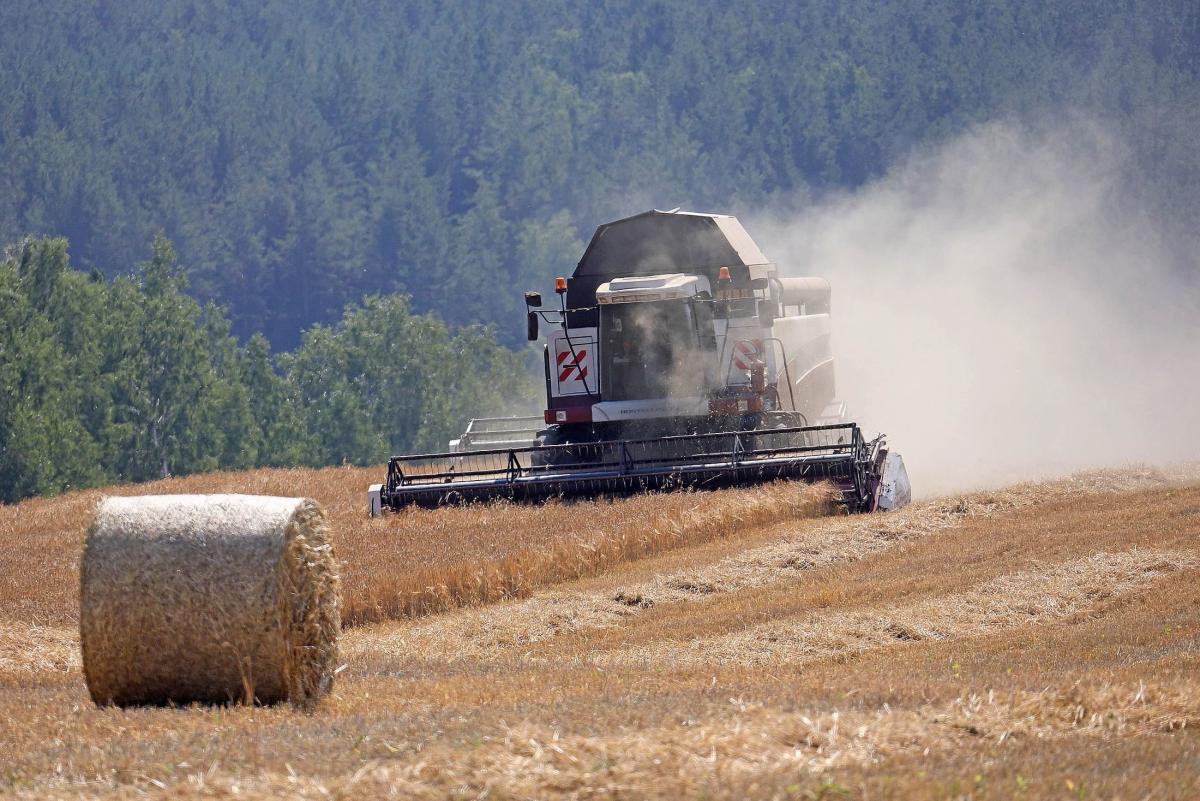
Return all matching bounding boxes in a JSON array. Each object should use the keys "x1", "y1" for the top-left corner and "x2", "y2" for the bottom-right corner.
[
  {"x1": 595, "y1": 547, "x2": 1196, "y2": 668},
  {"x1": 79, "y1": 494, "x2": 340, "y2": 708},
  {"x1": 0, "y1": 622, "x2": 79, "y2": 675},
  {"x1": 358, "y1": 468, "x2": 1196, "y2": 663}
]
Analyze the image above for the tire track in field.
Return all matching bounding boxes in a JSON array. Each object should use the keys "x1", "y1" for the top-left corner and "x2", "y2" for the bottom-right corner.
[{"x1": 594, "y1": 548, "x2": 1197, "y2": 668}]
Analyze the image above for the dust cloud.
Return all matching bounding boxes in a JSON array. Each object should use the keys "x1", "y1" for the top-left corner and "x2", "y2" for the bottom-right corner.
[{"x1": 753, "y1": 119, "x2": 1200, "y2": 495}]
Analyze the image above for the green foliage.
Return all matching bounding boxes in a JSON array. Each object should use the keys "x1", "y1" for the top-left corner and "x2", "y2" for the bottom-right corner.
[
  {"x1": 2, "y1": 3, "x2": 1198, "y2": 499},
  {"x1": 0, "y1": 236, "x2": 538, "y2": 503},
  {"x1": 0, "y1": 238, "x2": 102, "y2": 499},
  {"x1": 0, "y1": 1, "x2": 1194, "y2": 348},
  {"x1": 243, "y1": 333, "x2": 312, "y2": 467},
  {"x1": 282, "y1": 295, "x2": 534, "y2": 465}
]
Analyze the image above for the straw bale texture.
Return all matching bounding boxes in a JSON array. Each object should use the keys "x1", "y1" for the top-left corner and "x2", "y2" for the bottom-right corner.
[{"x1": 79, "y1": 494, "x2": 340, "y2": 708}]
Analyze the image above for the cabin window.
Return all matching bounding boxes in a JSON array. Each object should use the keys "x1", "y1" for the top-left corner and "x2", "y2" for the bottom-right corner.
[{"x1": 600, "y1": 300, "x2": 714, "y2": 401}]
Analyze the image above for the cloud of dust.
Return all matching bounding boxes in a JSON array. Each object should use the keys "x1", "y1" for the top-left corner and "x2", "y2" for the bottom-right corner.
[{"x1": 751, "y1": 118, "x2": 1200, "y2": 495}]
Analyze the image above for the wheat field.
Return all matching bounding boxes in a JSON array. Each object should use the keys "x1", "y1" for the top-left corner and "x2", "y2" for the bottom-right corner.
[
  {"x1": 0, "y1": 466, "x2": 837, "y2": 627},
  {"x1": 1, "y1": 464, "x2": 1199, "y2": 799}
]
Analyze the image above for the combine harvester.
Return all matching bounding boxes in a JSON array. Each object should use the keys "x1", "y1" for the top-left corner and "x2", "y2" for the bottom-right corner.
[{"x1": 369, "y1": 210, "x2": 910, "y2": 515}]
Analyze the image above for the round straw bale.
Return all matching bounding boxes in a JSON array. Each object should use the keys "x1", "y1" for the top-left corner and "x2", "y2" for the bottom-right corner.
[{"x1": 80, "y1": 494, "x2": 340, "y2": 708}]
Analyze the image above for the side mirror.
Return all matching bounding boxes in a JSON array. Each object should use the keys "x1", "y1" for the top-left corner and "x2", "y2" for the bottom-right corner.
[
  {"x1": 526, "y1": 311, "x2": 539, "y2": 341},
  {"x1": 757, "y1": 300, "x2": 776, "y2": 329},
  {"x1": 524, "y1": 291, "x2": 543, "y2": 308}
]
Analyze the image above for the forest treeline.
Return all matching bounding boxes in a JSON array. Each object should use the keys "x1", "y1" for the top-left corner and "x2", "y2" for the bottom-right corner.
[
  {"x1": 1, "y1": 0, "x2": 1197, "y2": 348},
  {"x1": 0, "y1": 236, "x2": 534, "y2": 503},
  {"x1": 2, "y1": 1, "x2": 1199, "y2": 500}
]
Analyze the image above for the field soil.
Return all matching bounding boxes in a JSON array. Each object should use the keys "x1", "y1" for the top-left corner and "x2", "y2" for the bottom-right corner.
[{"x1": 1, "y1": 465, "x2": 1199, "y2": 799}]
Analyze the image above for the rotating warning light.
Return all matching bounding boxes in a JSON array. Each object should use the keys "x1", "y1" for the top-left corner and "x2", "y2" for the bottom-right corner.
[
  {"x1": 718, "y1": 266, "x2": 731, "y2": 282},
  {"x1": 555, "y1": 276, "x2": 568, "y2": 293}
]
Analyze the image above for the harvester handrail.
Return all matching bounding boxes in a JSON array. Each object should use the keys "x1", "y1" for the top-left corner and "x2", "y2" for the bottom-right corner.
[
  {"x1": 387, "y1": 422, "x2": 858, "y2": 464},
  {"x1": 764, "y1": 336, "x2": 798, "y2": 412},
  {"x1": 464, "y1": 415, "x2": 545, "y2": 432}
]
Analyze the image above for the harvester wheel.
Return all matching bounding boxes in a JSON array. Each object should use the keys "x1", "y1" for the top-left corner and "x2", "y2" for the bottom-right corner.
[
  {"x1": 531, "y1": 427, "x2": 588, "y2": 468},
  {"x1": 756, "y1": 411, "x2": 808, "y2": 451}
]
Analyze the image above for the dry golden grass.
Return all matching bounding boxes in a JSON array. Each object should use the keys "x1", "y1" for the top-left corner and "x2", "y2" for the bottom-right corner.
[
  {"x1": 0, "y1": 468, "x2": 364, "y2": 627},
  {"x1": 1, "y1": 464, "x2": 1199, "y2": 799},
  {"x1": 345, "y1": 480, "x2": 837, "y2": 624},
  {"x1": 0, "y1": 466, "x2": 836, "y2": 627}
]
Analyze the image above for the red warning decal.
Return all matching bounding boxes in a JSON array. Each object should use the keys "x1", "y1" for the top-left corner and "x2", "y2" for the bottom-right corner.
[
  {"x1": 557, "y1": 348, "x2": 588, "y2": 382},
  {"x1": 554, "y1": 336, "x2": 595, "y2": 395},
  {"x1": 732, "y1": 339, "x2": 764, "y2": 371}
]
